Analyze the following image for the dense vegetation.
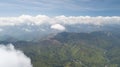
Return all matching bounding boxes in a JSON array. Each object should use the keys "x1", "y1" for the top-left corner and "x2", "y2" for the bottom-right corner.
[{"x1": 0, "y1": 31, "x2": 120, "y2": 67}]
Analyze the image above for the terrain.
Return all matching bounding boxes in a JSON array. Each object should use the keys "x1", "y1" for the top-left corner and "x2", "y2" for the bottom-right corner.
[{"x1": 0, "y1": 31, "x2": 120, "y2": 67}]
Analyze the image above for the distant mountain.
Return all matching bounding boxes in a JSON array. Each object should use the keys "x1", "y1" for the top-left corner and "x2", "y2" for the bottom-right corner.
[{"x1": 0, "y1": 23, "x2": 120, "y2": 41}]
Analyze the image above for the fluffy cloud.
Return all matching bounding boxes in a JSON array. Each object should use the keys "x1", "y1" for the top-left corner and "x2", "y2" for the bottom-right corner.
[
  {"x1": 0, "y1": 44, "x2": 32, "y2": 67},
  {"x1": 0, "y1": 15, "x2": 120, "y2": 26},
  {"x1": 51, "y1": 24, "x2": 66, "y2": 31}
]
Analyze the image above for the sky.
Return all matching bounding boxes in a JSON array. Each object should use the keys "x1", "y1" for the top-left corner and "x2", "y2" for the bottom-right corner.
[{"x1": 0, "y1": 0, "x2": 120, "y2": 16}]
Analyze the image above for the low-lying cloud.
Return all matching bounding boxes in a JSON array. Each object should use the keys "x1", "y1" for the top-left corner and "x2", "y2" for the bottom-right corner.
[
  {"x1": 51, "y1": 24, "x2": 66, "y2": 31},
  {"x1": 0, "y1": 15, "x2": 120, "y2": 26},
  {"x1": 0, "y1": 44, "x2": 32, "y2": 67}
]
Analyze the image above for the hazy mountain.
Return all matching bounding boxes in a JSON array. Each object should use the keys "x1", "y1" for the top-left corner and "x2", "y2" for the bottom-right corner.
[{"x1": 0, "y1": 23, "x2": 120, "y2": 41}]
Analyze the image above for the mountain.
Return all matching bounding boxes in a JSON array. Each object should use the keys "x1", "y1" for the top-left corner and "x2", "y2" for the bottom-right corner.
[
  {"x1": 0, "y1": 23, "x2": 120, "y2": 41},
  {"x1": 0, "y1": 31, "x2": 120, "y2": 67}
]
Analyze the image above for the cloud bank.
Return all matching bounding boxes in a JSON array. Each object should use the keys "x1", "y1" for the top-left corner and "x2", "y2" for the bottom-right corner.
[
  {"x1": 0, "y1": 44, "x2": 32, "y2": 67},
  {"x1": 0, "y1": 15, "x2": 120, "y2": 33},
  {"x1": 0, "y1": 15, "x2": 120, "y2": 26}
]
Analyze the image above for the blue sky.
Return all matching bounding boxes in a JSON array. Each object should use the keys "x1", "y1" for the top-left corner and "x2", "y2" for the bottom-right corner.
[{"x1": 0, "y1": 0, "x2": 120, "y2": 16}]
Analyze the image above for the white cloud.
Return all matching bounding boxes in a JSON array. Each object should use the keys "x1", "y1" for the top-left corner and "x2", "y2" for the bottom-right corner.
[
  {"x1": 0, "y1": 44, "x2": 32, "y2": 67},
  {"x1": 51, "y1": 24, "x2": 66, "y2": 31},
  {"x1": 0, "y1": 15, "x2": 120, "y2": 26}
]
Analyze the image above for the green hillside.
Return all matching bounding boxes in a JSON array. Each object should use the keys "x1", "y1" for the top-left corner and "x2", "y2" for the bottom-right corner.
[{"x1": 1, "y1": 31, "x2": 120, "y2": 67}]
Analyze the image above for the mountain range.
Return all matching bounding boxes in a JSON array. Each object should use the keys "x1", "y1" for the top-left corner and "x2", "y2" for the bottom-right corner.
[{"x1": 0, "y1": 19, "x2": 120, "y2": 67}]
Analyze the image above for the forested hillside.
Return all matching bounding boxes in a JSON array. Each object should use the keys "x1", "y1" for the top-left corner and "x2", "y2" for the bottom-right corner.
[{"x1": 0, "y1": 31, "x2": 120, "y2": 67}]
